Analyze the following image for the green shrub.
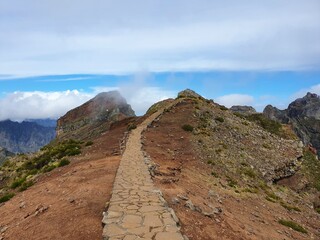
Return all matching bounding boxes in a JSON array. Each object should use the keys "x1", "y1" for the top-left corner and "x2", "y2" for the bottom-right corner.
[
  {"x1": 280, "y1": 202, "x2": 301, "y2": 212},
  {"x1": 182, "y1": 124, "x2": 194, "y2": 132},
  {"x1": 316, "y1": 208, "x2": 320, "y2": 214},
  {"x1": 243, "y1": 187, "x2": 259, "y2": 194},
  {"x1": 243, "y1": 114, "x2": 283, "y2": 136},
  {"x1": 278, "y1": 220, "x2": 307, "y2": 234},
  {"x1": 266, "y1": 196, "x2": 277, "y2": 203},
  {"x1": 0, "y1": 193, "x2": 15, "y2": 203},
  {"x1": 43, "y1": 165, "x2": 56, "y2": 173},
  {"x1": 10, "y1": 177, "x2": 26, "y2": 189},
  {"x1": 242, "y1": 167, "x2": 256, "y2": 178},
  {"x1": 219, "y1": 106, "x2": 228, "y2": 111},
  {"x1": 58, "y1": 158, "x2": 70, "y2": 167},
  {"x1": 227, "y1": 177, "x2": 237, "y2": 188},
  {"x1": 85, "y1": 141, "x2": 94, "y2": 146},
  {"x1": 207, "y1": 160, "x2": 213, "y2": 164},
  {"x1": 215, "y1": 117, "x2": 224, "y2": 123},
  {"x1": 19, "y1": 180, "x2": 34, "y2": 192},
  {"x1": 265, "y1": 191, "x2": 280, "y2": 201},
  {"x1": 127, "y1": 123, "x2": 137, "y2": 131},
  {"x1": 211, "y1": 171, "x2": 218, "y2": 177}
]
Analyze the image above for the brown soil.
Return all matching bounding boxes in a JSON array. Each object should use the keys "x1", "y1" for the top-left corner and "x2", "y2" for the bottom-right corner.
[
  {"x1": 143, "y1": 99, "x2": 320, "y2": 240},
  {"x1": 0, "y1": 119, "x2": 132, "y2": 240}
]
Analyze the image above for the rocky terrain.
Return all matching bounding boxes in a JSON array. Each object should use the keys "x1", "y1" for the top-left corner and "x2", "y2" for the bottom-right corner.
[
  {"x1": 0, "y1": 120, "x2": 56, "y2": 153},
  {"x1": 0, "y1": 89, "x2": 320, "y2": 240},
  {"x1": 230, "y1": 105, "x2": 257, "y2": 115},
  {"x1": 56, "y1": 91, "x2": 135, "y2": 140},
  {"x1": 0, "y1": 147, "x2": 14, "y2": 166},
  {"x1": 142, "y1": 90, "x2": 320, "y2": 239},
  {"x1": 263, "y1": 92, "x2": 320, "y2": 157}
]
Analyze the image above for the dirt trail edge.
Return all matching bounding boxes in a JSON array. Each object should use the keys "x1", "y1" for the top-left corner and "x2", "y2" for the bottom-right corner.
[{"x1": 102, "y1": 101, "x2": 185, "y2": 240}]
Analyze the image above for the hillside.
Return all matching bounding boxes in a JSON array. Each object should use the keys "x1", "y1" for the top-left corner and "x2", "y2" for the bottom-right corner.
[
  {"x1": 0, "y1": 120, "x2": 56, "y2": 153},
  {"x1": 142, "y1": 90, "x2": 320, "y2": 239}
]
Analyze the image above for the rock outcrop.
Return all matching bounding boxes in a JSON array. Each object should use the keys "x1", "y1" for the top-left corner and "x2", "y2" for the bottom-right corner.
[
  {"x1": 178, "y1": 89, "x2": 203, "y2": 99},
  {"x1": 56, "y1": 91, "x2": 135, "y2": 137},
  {"x1": 230, "y1": 105, "x2": 257, "y2": 115},
  {"x1": 263, "y1": 92, "x2": 320, "y2": 157},
  {"x1": 0, "y1": 147, "x2": 14, "y2": 165}
]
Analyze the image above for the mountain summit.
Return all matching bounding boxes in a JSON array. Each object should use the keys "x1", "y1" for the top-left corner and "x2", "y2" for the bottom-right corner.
[{"x1": 56, "y1": 91, "x2": 135, "y2": 139}]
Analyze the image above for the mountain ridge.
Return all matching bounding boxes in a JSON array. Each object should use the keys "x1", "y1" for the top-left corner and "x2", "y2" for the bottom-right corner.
[{"x1": 0, "y1": 120, "x2": 56, "y2": 153}]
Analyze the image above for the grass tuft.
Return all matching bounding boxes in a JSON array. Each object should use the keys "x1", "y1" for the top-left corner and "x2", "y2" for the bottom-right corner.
[{"x1": 278, "y1": 220, "x2": 307, "y2": 234}]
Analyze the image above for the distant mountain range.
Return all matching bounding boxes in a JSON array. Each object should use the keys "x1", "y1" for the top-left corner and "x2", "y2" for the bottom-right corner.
[{"x1": 0, "y1": 119, "x2": 56, "y2": 153}]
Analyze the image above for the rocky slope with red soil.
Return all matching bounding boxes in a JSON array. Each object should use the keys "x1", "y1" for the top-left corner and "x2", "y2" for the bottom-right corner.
[{"x1": 142, "y1": 90, "x2": 320, "y2": 240}]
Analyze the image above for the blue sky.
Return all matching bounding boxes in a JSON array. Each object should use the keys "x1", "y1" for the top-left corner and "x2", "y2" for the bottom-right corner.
[
  {"x1": 1, "y1": 71, "x2": 319, "y2": 120},
  {"x1": 0, "y1": 0, "x2": 319, "y2": 120}
]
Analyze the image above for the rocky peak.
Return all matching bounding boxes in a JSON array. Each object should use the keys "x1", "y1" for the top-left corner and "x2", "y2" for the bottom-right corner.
[
  {"x1": 263, "y1": 92, "x2": 320, "y2": 157},
  {"x1": 287, "y1": 92, "x2": 320, "y2": 119},
  {"x1": 56, "y1": 91, "x2": 135, "y2": 136},
  {"x1": 178, "y1": 89, "x2": 203, "y2": 99},
  {"x1": 263, "y1": 105, "x2": 289, "y2": 123},
  {"x1": 230, "y1": 105, "x2": 256, "y2": 115}
]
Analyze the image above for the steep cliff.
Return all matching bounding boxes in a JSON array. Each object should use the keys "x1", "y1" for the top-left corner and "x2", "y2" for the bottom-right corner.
[
  {"x1": 0, "y1": 120, "x2": 56, "y2": 153},
  {"x1": 263, "y1": 92, "x2": 320, "y2": 157}
]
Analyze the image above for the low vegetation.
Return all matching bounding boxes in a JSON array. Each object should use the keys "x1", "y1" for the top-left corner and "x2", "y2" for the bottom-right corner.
[
  {"x1": 302, "y1": 149, "x2": 320, "y2": 191},
  {"x1": 280, "y1": 201, "x2": 301, "y2": 212},
  {"x1": 127, "y1": 123, "x2": 137, "y2": 131},
  {"x1": 215, "y1": 116, "x2": 224, "y2": 123},
  {"x1": 240, "y1": 113, "x2": 284, "y2": 137},
  {"x1": 0, "y1": 193, "x2": 15, "y2": 203},
  {"x1": 278, "y1": 220, "x2": 307, "y2": 234},
  {"x1": 182, "y1": 124, "x2": 194, "y2": 132},
  {"x1": 0, "y1": 139, "x2": 82, "y2": 201},
  {"x1": 85, "y1": 141, "x2": 94, "y2": 146},
  {"x1": 58, "y1": 158, "x2": 70, "y2": 167}
]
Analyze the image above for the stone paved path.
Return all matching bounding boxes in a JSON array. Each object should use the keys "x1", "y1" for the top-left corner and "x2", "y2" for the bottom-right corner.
[{"x1": 102, "y1": 105, "x2": 184, "y2": 240}]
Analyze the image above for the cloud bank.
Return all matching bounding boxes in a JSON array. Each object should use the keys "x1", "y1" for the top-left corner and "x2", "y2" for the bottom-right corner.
[
  {"x1": 0, "y1": 0, "x2": 319, "y2": 75},
  {"x1": 0, "y1": 85, "x2": 176, "y2": 121},
  {"x1": 0, "y1": 90, "x2": 92, "y2": 121}
]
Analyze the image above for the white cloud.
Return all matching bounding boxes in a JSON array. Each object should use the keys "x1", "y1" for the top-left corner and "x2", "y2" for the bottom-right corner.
[
  {"x1": 0, "y1": 79, "x2": 176, "y2": 120},
  {"x1": 0, "y1": 0, "x2": 319, "y2": 75},
  {"x1": 0, "y1": 90, "x2": 93, "y2": 121},
  {"x1": 215, "y1": 94, "x2": 254, "y2": 108}
]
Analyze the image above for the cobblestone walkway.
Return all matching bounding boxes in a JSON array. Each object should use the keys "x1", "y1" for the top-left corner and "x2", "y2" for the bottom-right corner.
[{"x1": 102, "y1": 107, "x2": 184, "y2": 240}]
